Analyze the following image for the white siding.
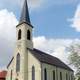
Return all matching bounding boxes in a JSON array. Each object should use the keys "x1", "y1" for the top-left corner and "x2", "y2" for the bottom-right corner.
[
  {"x1": 42, "y1": 63, "x2": 73, "y2": 80},
  {"x1": 28, "y1": 50, "x2": 41, "y2": 80}
]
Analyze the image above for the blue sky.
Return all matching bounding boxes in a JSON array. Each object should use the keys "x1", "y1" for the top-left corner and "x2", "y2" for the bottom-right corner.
[
  {"x1": 1, "y1": 0, "x2": 80, "y2": 38},
  {"x1": 31, "y1": 5, "x2": 76, "y2": 38},
  {"x1": 30, "y1": 2, "x2": 80, "y2": 38},
  {"x1": 0, "y1": 0, "x2": 80, "y2": 70}
]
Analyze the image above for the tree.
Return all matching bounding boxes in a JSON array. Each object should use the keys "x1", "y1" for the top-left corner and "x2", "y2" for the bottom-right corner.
[
  {"x1": 78, "y1": 77, "x2": 80, "y2": 80},
  {"x1": 68, "y1": 43, "x2": 80, "y2": 79}
]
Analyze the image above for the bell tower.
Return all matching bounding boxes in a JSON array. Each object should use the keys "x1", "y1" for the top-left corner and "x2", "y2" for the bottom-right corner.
[
  {"x1": 14, "y1": 0, "x2": 33, "y2": 80},
  {"x1": 16, "y1": 0, "x2": 33, "y2": 49}
]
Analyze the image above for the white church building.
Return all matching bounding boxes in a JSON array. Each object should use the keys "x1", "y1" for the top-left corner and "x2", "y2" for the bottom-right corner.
[{"x1": 6, "y1": 0, "x2": 74, "y2": 80}]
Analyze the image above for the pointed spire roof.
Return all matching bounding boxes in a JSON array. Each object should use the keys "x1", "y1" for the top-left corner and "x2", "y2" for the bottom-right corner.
[{"x1": 19, "y1": 0, "x2": 31, "y2": 24}]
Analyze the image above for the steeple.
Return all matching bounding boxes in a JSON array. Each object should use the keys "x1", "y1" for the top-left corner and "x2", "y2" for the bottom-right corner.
[{"x1": 19, "y1": 0, "x2": 31, "y2": 24}]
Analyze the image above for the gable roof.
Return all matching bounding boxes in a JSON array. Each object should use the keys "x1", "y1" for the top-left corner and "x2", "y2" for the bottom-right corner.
[
  {"x1": 0, "y1": 71, "x2": 7, "y2": 79},
  {"x1": 29, "y1": 48, "x2": 73, "y2": 71},
  {"x1": 7, "y1": 57, "x2": 14, "y2": 68}
]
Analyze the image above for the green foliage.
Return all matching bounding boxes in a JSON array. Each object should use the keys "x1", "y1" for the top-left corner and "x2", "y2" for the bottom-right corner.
[
  {"x1": 68, "y1": 44, "x2": 80, "y2": 77},
  {"x1": 78, "y1": 77, "x2": 80, "y2": 80},
  {"x1": 69, "y1": 44, "x2": 80, "y2": 68}
]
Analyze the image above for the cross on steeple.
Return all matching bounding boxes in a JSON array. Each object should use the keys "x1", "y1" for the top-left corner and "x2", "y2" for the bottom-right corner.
[{"x1": 19, "y1": 0, "x2": 31, "y2": 24}]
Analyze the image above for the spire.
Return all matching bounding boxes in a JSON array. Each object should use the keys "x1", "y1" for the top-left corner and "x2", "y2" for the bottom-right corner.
[{"x1": 19, "y1": 0, "x2": 31, "y2": 24}]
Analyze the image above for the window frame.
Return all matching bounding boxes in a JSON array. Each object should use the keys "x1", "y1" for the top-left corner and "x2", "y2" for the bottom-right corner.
[
  {"x1": 60, "y1": 72, "x2": 62, "y2": 80},
  {"x1": 18, "y1": 29, "x2": 21, "y2": 40},
  {"x1": 27, "y1": 30, "x2": 31, "y2": 40},
  {"x1": 44, "y1": 68, "x2": 47, "y2": 80},
  {"x1": 32, "y1": 66, "x2": 35, "y2": 80},
  {"x1": 16, "y1": 53, "x2": 20, "y2": 72},
  {"x1": 66, "y1": 73, "x2": 68, "y2": 80},
  {"x1": 11, "y1": 70, "x2": 12, "y2": 80},
  {"x1": 53, "y1": 70, "x2": 55, "y2": 80}
]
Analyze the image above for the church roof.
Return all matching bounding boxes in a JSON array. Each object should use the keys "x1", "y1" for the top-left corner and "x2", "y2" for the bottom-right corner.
[
  {"x1": 7, "y1": 48, "x2": 73, "y2": 71},
  {"x1": 7, "y1": 57, "x2": 14, "y2": 68},
  {"x1": 29, "y1": 48, "x2": 73, "y2": 71},
  {"x1": 19, "y1": 0, "x2": 31, "y2": 24}
]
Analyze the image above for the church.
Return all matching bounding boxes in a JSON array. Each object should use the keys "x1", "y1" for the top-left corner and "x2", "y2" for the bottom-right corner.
[{"x1": 6, "y1": 0, "x2": 74, "y2": 80}]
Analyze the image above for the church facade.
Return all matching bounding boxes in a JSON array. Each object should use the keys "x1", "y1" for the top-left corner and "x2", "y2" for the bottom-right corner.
[{"x1": 6, "y1": 0, "x2": 74, "y2": 80}]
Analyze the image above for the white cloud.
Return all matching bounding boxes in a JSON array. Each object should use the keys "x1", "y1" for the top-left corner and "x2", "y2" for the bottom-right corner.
[
  {"x1": 33, "y1": 36, "x2": 80, "y2": 64},
  {"x1": 0, "y1": 9, "x2": 18, "y2": 69},
  {"x1": 28, "y1": 0, "x2": 44, "y2": 9},
  {"x1": 20, "y1": 0, "x2": 80, "y2": 10},
  {"x1": 16, "y1": 0, "x2": 44, "y2": 9},
  {"x1": 0, "y1": 0, "x2": 44, "y2": 10},
  {"x1": 0, "y1": 9, "x2": 18, "y2": 40},
  {"x1": 68, "y1": 4, "x2": 80, "y2": 32},
  {"x1": 0, "y1": 0, "x2": 79, "y2": 11}
]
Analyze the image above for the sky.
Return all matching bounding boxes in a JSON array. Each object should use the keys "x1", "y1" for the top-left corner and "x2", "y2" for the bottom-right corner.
[{"x1": 0, "y1": 0, "x2": 80, "y2": 71}]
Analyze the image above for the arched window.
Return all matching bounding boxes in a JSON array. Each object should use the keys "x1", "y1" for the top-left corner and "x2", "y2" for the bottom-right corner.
[
  {"x1": 60, "y1": 72, "x2": 62, "y2": 80},
  {"x1": 53, "y1": 70, "x2": 55, "y2": 80},
  {"x1": 69, "y1": 75, "x2": 70, "y2": 80},
  {"x1": 18, "y1": 29, "x2": 21, "y2": 40},
  {"x1": 44, "y1": 68, "x2": 47, "y2": 80},
  {"x1": 11, "y1": 70, "x2": 13, "y2": 80},
  {"x1": 32, "y1": 66, "x2": 35, "y2": 80},
  {"x1": 27, "y1": 30, "x2": 31, "y2": 40},
  {"x1": 16, "y1": 53, "x2": 20, "y2": 72},
  {"x1": 71, "y1": 74, "x2": 73, "y2": 80},
  {"x1": 66, "y1": 73, "x2": 68, "y2": 80}
]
